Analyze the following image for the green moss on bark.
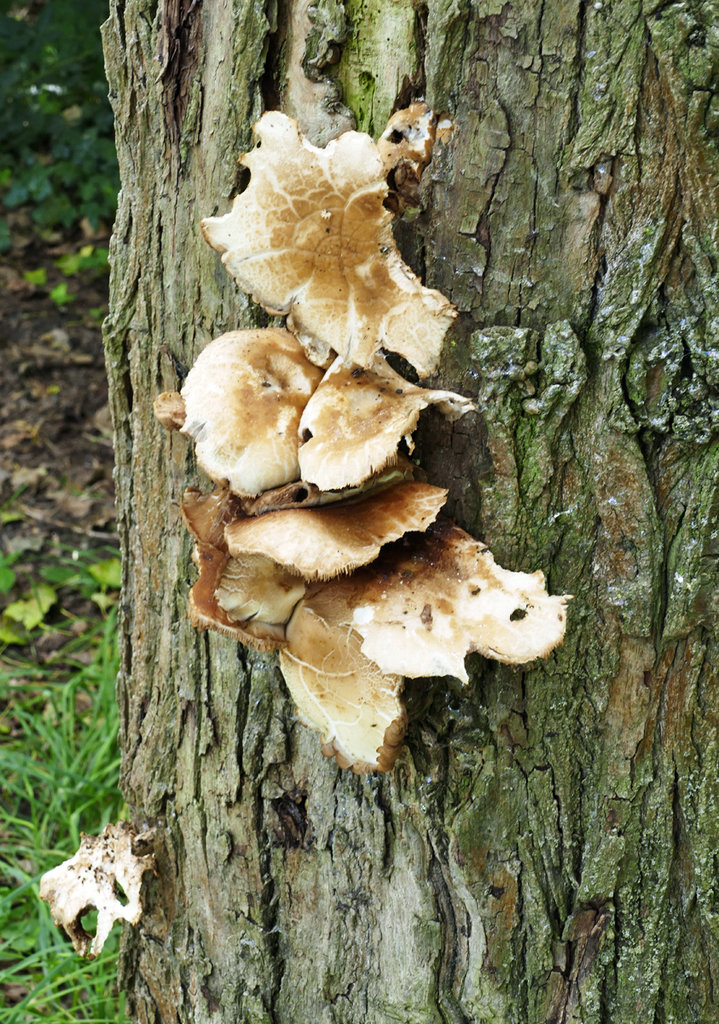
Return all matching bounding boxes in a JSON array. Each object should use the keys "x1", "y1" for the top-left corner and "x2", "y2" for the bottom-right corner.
[{"x1": 336, "y1": 0, "x2": 418, "y2": 133}]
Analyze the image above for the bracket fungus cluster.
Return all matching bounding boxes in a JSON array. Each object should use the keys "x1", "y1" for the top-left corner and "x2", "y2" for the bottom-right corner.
[{"x1": 156, "y1": 105, "x2": 569, "y2": 773}]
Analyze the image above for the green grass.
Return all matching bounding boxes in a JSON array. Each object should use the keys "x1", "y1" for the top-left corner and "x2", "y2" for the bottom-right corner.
[{"x1": 0, "y1": 548, "x2": 125, "y2": 1023}]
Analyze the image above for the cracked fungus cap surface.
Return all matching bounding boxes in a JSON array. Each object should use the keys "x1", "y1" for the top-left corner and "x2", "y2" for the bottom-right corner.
[
  {"x1": 201, "y1": 111, "x2": 456, "y2": 377},
  {"x1": 180, "y1": 329, "x2": 323, "y2": 496},
  {"x1": 39, "y1": 823, "x2": 154, "y2": 959}
]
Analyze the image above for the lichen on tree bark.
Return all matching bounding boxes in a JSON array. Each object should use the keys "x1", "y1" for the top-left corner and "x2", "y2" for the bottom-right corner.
[{"x1": 103, "y1": 1, "x2": 719, "y2": 1021}]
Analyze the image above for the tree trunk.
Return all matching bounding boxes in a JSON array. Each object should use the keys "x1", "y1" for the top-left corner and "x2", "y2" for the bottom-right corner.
[{"x1": 102, "y1": 2, "x2": 719, "y2": 1021}]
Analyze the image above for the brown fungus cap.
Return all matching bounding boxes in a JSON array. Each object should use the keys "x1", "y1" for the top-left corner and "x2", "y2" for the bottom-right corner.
[
  {"x1": 182, "y1": 488, "x2": 300, "y2": 650},
  {"x1": 201, "y1": 111, "x2": 456, "y2": 377},
  {"x1": 241, "y1": 459, "x2": 417, "y2": 516},
  {"x1": 301, "y1": 518, "x2": 570, "y2": 683},
  {"x1": 153, "y1": 391, "x2": 186, "y2": 431},
  {"x1": 180, "y1": 329, "x2": 323, "y2": 496},
  {"x1": 377, "y1": 102, "x2": 437, "y2": 213},
  {"x1": 181, "y1": 486, "x2": 245, "y2": 549},
  {"x1": 297, "y1": 356, "x2": 474, "y2": 491},
  {"x1": 188, "y1": 544, "x2": 297, "y2": 650},
  {"x1": 281, "y1": 601, "x2": 406, "y2": 773},
  {"x1": 215, "y1": 553, "x2": 305, "y2": 628},
  {"x1": 225, "y1": 481, "x2": 447, "y2": 581}
]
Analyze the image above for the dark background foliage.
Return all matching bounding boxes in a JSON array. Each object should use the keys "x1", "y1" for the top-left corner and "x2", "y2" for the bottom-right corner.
[{"x1": 0, "y1": 0, "x2": 118, "y2": 250}]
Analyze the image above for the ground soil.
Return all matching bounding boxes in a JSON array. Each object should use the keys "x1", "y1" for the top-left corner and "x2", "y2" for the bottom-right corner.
[
  {"x1": 0, "y1": 227, "x2": 117, "y2": 644},
  {"x1": 0, "y1": 232, "x2": 115, "y2": 548}
]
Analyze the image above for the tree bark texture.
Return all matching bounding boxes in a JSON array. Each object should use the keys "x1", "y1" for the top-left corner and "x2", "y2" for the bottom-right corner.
[{"x1": 103, "y1": 1, "x2": 719, "y2": 1021}]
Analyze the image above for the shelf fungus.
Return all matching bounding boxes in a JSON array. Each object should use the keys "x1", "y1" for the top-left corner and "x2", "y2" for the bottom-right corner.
[
  {"x1": 224, "y1": 481, "x2": 447, "y2": 580},
  {"x1": 240, "y1": 460, "x2": 416, "y2": 516},
  {"x1": 39, "y1": 822, "x2": 154, "y2": 959},
  {"x1": 298, "y1": 356, "x2": 474, "y2": 490},
  {"x1": 176, "y1": 329, "x2": 323, "y2": 496},
  {"x1": 151, "y1": 104, "x2": 571, "y2": 774},
  {"x1": 275, "y1": 521, "x2": 568, "y2": 770},
  {"x1": 153, "y1": 389, "x2": 186, "y2": 431},
  {"x1": 281, "y1": 600, "x2": 407, "y2": 773},
  {"x1": 377, "y1": 102, "x2": 438, "y2": 214},
  {"x1": 300, "y1": 519, "x2": 569, "y2": 684},
  {"x1": 183, "y1": 488, "x2": 300, "y2": 649},
  {"x1": 201, "y1": 110, "x2": 456, "y2": 377}
]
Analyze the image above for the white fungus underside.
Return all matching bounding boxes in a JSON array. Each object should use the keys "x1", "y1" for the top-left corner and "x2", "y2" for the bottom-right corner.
[{"x1": 281, "y1": 605, "x2": 404, "y2": 770}]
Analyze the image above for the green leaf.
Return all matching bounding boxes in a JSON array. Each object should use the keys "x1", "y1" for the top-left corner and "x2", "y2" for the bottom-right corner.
[
  {"x1": 4, "y1": 582, "x2": 56, "y2": 629},
  {"x1": 91, "y1": 591, "x2": 117, "y2": 612},
  {"x1": 54, "y1": 250, "x2": 83, "y2": 275},
  {"x1": 88, "y1": 557, "x2": 121, "y2": 588},
  {"x1": 0, "y1": 616, "x2": 26, "y2": 644},
  {"x1": 0, "y1": 510, "x2": 24, "y2": 524},
  {"x1": 49, "y1": 281, "x2": 75, "y2": 306},
  {"x1": 0, "y1": 217, "x2": 11, "y2": 252},
  {"x1": 54, "y1": 243, "x2": 109, "y2": 276},
  {"x1": 0, "y1": 565, "x2": 16, "y2": 593},
  {"x1": 23, "y1": 267, "x2": 47, "y2": 286},
  {"x1": 4, "y1": 179, "x2": 28, "y2": 206},
  {"x1": 40, "y1": 565, "x2": 83, "y2": 586}
]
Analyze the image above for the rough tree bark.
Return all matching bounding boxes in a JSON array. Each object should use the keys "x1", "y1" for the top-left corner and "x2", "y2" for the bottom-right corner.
[{"x1": 102, "y1": 2, "x2": 719, "y2": 1021}]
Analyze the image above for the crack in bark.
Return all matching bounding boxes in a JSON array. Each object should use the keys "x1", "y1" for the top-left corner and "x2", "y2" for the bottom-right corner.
[
  {"x1": 513, "y1": 852, "x2": 529, "y2": 1022},
  {"x1": 233, "y1": 644, "x2": 249, "y2": 803},
  {"x1": 518, "y1": 6, "x2": 545, "y2": 329},
  {"x1": 428, "y1": 838, "x2": 470, "y2": 1024},
  {"x1": 255, "y1": 787, "x2": 284, "y2": 1023},
  {"x1": 263, "y1": 0, "x2": 352, "y2": 144},
  {"x1": 271, "y1": 789, "x2": 311, "y2": 849},
  {"x1": 547, "y1": 905, "x2": 612, "y2": 1024},
  {"x1": 259, "y1": 1, "x2": 282, "y2": 113},
  {"x1": 569, "y1": 0, "x2": 589, "y2": 145},
  {"x1": 372, "y1": 775, "x2": 395, "y2": 872},
  {"x1": 157, "y1": 0, "x2": 203, "y2": 144}
]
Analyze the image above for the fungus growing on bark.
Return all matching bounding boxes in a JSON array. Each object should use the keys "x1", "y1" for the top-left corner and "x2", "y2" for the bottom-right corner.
[
  {"x1": 153, "y1": 390, "x2": 186, "y2": 430},
  {"x1": 301, "y1": 519, "x2": 569, "y2": 684},
  {"x1": 181, "y1": 486, "x2": 244, "y2": 549},
  {"x1": 188, "y1": 545, "x2": 293, "y2": 649},
  {"x1": 297, "y1": 356, "x2": 474, "y2": 490},
  {"x1": 182, "y1": 488, "x2": 300, "y2": 649},
  {"x1": 281, "y1": 599, "x2": 406, "y2": 773},
  {"x1": 179, "y1": 329, "x2": 323, "y2": 495},
  {"x1": 377, "y1": 102, "x2": 437, "y2": 213},
  {"x1": 224, "y1": 481, "x2": 447, "y2": 580},
  {"x1": 150, "y1": 106, "x2": 570, "y2": 776},
  {"x1": 241, "y1": 460, "x2": 416, "y2": 516},
  {"x1": 201, "y1": 110, "x2": 456, "y2": 376},
  {"x1": 39, "y1": 822, "x2": 154, "y2": 959},
  {"x1": 215, "y1": 553, "x2": 305, "y2": 630}
]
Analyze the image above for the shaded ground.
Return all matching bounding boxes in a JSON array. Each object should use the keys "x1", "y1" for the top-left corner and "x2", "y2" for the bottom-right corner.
[
  {"x1": 0, "y1": 228, "x2": 117, "y2": 646},
  {"x1": 0, "y1": 233, "x2": 115, "y2": 548}
]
